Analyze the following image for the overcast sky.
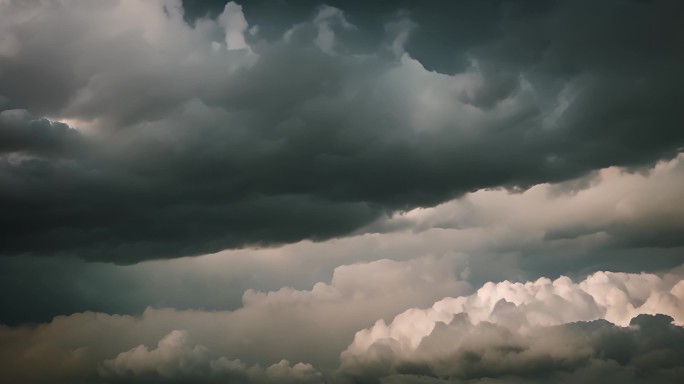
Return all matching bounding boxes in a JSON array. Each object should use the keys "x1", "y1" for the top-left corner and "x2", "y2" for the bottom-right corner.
[{"x1": 1, "y1": 0, "x2": 683, "y2": 383}]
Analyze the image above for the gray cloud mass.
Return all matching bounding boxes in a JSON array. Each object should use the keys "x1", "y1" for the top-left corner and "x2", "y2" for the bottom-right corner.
[
  {"x1": 1, "y1": 1, "x2": 684, "y2": 383},
  {"x1": 0, "y1": 0, "x2": 682, "y2": 262}
]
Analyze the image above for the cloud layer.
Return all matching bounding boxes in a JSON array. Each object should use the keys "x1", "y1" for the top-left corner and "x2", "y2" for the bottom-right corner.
[
  {"x1": 2, "y1": 1, "x2": 683, "y2": 383},
  {"x1": 340, "y1": 269, "x2": 684, "y2": 383},
  {"x1": 0, "y1": 256, "x2": 469, "y2": 382},
  {"x1": 1, "y1": 0, "x2": 683, "y2": 262},
  {"x1": 2, "y1": 154, "x2": 684, "y2": 325},
  {"x1": 1, "y1": 265, "x2": 683, "y2": 383}
]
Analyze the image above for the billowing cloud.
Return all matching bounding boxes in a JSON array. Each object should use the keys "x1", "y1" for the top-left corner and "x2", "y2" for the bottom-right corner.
[
  {"x1": 339, "y1": 314, "x2": 684, "y2": 384},
  {"x1": 340, "y1": 268, "x2": 684, "y2": 383},
  {"x1": 0, "y1": 256, "x2": 468, "y2": 382},
  {"x1": 2, "y1": 1, "x2": 683, "y2": 382},
  {"x1": 2, "y1": 155, "x2": 684, "y2": 325},
  {"x1": 1, "y1": 265, "x2": 683, "y2": 383},
  {"x1": 0, "y1": 0, "x2": 682, "y2": 262}
]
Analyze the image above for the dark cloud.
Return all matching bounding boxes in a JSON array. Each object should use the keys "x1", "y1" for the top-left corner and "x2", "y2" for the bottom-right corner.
[
  {"x1": 3, "y1": 117, "x2": 684, "y2": 329},
  {"x1": 0, "y1": 0, "x2": 683, "y2": 263},
  {"x1": 0, "y1": 109, "x2": 81, "y2": 156},
  {"x1": 3, "y1": 2, "x2": 684, "y2": 382}
]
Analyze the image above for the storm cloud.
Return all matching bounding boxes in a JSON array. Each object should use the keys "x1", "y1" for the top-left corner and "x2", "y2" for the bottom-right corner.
[
  {"x1": 1, "y1": 0, "x2": 682, "y2": 262},
  {"x1": 3, "y1": 155, "x2": 684, "y2": 325},
  {"x1": 2, "y1": 1, "x2": 684, "y2": 383}
]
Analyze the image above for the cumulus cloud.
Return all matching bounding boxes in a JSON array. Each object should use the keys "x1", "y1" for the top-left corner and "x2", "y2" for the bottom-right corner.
[
  {"x1": 0, "y1": 256, "x2": 468, "y2": 382},
  {"x1": 101, "y1": 330, "x2": 211, "y2": 379},
  {"x1": 339, "y1": 269, "x2": 684, "y2": 383},
  {"x1": 2, "y1": 1, "x2": 683, "y2": 382},
  {"x1": 99, "y1": 329, "x2": 322, "y2": 383},
  {"x1": 0, "y1": 0, "x2": 682, "y2": 262},
  {"x1": 339, "y1": 314, "x2": 684, "y2": 384},
  {"x1": 343, "y1": 268, "x2": 684, "y2": 357},
  {"x1": 1, "y1": 264, "x2": 682, "y2": 383}
]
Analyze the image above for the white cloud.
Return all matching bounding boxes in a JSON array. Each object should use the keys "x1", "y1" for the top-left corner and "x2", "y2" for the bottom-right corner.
[{"x1": 341, "y1": 268, "x2": 684, "y2": 370}]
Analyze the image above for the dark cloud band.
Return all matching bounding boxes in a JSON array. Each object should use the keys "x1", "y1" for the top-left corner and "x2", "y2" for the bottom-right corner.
[{"x1": 0, "y1": 0, "x2": 682, "y2": 262}]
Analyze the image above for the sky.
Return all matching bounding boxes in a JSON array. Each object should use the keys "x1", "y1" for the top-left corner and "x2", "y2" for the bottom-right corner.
[{"x1": 0, "y1": 0, "x2": 683, "y2": 382}]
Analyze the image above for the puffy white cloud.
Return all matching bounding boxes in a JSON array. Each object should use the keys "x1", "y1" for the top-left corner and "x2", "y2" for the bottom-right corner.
[
  {"x1": 340, "y1": 268, "x2": 684, "y2": 382},
  {"x1": 339, "y1": 313, "x2": 684, "y2": 384}
]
